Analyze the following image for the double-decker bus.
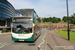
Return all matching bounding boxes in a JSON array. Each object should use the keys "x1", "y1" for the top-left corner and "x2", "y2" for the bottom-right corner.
[{"x1": 11, "y1": 9, "x2": 41, "y2": 42}]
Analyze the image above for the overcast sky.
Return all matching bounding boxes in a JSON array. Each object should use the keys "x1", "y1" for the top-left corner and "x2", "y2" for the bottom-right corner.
[{"x1": 8, "y1": 0, "x2": 75, "y2": 18}]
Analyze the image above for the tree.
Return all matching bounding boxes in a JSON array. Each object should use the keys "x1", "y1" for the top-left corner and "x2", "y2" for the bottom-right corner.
[
  {"x1": 42, "y1": 17, "x2": 61, "y2": 23},
  {"x1": 49, "y1": 17, "x2": 53, "y2": 22},
  {"x1": 58, "y1": 18, "x2": 61, "y2": 21},
  {"x1": 52, "y1": 17, "x2": 59, "y2": 23},
  {"x1": 62, "y1": 13, "x2": 75, "y2": 24},
  {"x1": 69, "y1": 13, "x2": 75, "y2": 24},
  {"x1": 37, "y1": 17, "x2": 41, "y2": 22},
  {"x1": 62, "y1": 16, "x2": 67, "y2": 22}
]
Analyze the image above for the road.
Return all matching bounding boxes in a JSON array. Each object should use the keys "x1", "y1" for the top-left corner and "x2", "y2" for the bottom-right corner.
[
  {"x1": 0, "y1": 29, "x2": 47, "y2": 50},
  {"x1": 46, "y1": 30, "x2": 75, "y2": 50},
  {"x1": 0, "y1": 29, "x2": 75, "y2": 50}
]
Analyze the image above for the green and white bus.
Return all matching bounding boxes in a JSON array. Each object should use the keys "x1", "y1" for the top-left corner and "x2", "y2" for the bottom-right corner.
[{"x1": 11, "y1": 9, "x2": 41, "y2": 42}]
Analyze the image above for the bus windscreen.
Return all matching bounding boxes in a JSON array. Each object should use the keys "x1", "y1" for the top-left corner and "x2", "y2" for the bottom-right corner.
[{"x1": 12, "y1": 22, "x2": 32, "y2": 34}]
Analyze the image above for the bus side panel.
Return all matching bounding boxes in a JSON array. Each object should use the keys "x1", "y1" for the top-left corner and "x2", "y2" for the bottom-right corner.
[
  {"x1": 33, "y1": 28, "x2": 41, "y2": 41},
  {"x1": 11, "y1": 35, "x2": 34, "y2": 41},
  {"x1": 36, "y1": 30, "x2": 41, "y2": 38},
  {"x1": 33, "y1": 29, "x2": 37, "y2": 41}
]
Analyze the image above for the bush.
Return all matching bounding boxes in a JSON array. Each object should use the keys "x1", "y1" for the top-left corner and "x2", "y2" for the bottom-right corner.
[
  {"x1": 2, "y1": 28, "x2": 7, "y2": 33},
  {"x1": 2, "y1": 28, "x2": 11, "y2": 33}
]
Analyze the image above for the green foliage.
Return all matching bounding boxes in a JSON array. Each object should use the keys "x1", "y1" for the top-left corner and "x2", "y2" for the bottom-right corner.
[
  {"x1": 2, "y1": 29, "x2": 7, "y2": 33},
  {"x1": 52, "y1": 17, "x2": 59, "y2": 23},
  {"x1": 58, "y1": 18, "x2": 61, "y2": 21},
  {"x1": 42, "y1": 17, "x2": 61, "y2": 23},
  {"x1": 2, "y1": 29, "x2": 11, "y2": 33},
  {"x1": 37, "y1": 17, "x2": 41, "y2": 22},
  {"x1": 62, "y1": 13, "x2": 75, "y2": 24},
  {"x1": 59, "y1": 21, "x2": 67, "y2": 23},
  {"x1": 62, "y1": 16, "x2": 67, "y2": 22},
  {"x1": 69, "y1": 13, "x2": 75, "y2": 24}
]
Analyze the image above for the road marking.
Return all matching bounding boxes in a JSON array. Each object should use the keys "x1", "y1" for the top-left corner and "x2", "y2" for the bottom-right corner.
[
  {"x1": 0, "y1": 42, "x2": 6, "y2": 49},
  {"x1": 0, "y1": 42, "x2": 10, "y2": 49},
  {"x1": 51, "y1": 34, "x2": 63, "y2": 50},
  {"x1": 0, "y1": 45, "x2": 5, "y2": 48},
  {"x1": 38, "y1": 32, "x2": 47, "y2": 50}
]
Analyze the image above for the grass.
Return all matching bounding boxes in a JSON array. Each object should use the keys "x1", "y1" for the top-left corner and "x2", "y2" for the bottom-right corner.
[
  {"x1": 71, "y1": 29, "x2": 75, "y2": 32},
  {"x1": 55, "y1": 29, "x2": 75, "y2": 42},
  {"x1": 58, "y1": 21, "x2": 67, "y2": 23}
]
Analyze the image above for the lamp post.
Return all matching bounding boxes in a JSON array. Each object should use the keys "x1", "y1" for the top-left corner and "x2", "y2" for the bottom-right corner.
[{"x1": 66, "y1": 0, "x2": 70, "y2": 40}]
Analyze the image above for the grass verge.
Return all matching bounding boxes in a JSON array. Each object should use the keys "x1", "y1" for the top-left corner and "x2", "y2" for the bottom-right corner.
[{"x1": 55, "y1": 29, "x2": 75, "y2": 42}]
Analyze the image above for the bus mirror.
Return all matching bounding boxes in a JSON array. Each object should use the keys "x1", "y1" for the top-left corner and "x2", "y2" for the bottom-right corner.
[{"x1": 33, "y1": 24, "x2": 35, "y2": 26}]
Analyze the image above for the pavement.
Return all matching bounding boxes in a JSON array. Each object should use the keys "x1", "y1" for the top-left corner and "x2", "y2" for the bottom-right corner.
[
  {"x1": 0, "y1": 32, "x2": 11, "y2": 36},
  {"x1": 46, "y1": 30, "x2": 75, "y2": 50}
]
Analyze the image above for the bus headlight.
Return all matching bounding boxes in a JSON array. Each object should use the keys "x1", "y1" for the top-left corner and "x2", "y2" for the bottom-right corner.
[{"x1": 12, "y1": 34, "x2": 16, "y2": 37}]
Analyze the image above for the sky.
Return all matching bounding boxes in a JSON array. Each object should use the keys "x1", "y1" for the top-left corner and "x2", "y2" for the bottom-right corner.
[{"x1": 8, "y1": 0, "x2": 75, "y2": 18}]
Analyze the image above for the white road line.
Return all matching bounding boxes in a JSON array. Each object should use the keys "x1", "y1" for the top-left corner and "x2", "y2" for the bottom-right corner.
[
  {"x1": 38, "y1": 32, "x2": 47, "y2": 50},
  {"x1": 0, "y1": 45, "x2": 5, "y2": 48},
  {"x1": 0, "y1": 42, "x2": 10, "y2": 49},
  {"x1": 0, "y1": 42, "x2": 7, "y2": 49}
]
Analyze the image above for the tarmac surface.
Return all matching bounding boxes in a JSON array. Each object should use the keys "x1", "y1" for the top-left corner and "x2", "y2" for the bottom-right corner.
[
  {"x1": 46, "y1": 30, "x2": 75, "y2": 50},
  {"x1": 0, "y1": 29, "x2": 75, "y2": 50},
  {"x1": 0, "y1": 29, "x2": 47, "y2": 50}
]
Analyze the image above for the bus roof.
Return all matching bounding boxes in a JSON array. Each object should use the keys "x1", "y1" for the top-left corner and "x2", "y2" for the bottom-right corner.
[
  {"x1": 14, "y1": 16, "x2": 32, "y2": 18},
  {"x1": 15, "y1": 9, "x2": 38, "y2": 17}
]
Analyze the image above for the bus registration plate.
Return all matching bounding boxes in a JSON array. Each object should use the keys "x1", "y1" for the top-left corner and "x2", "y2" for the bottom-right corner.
[{"x1": 19, "y1": 40, "x2": 24, "y2": 41}]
